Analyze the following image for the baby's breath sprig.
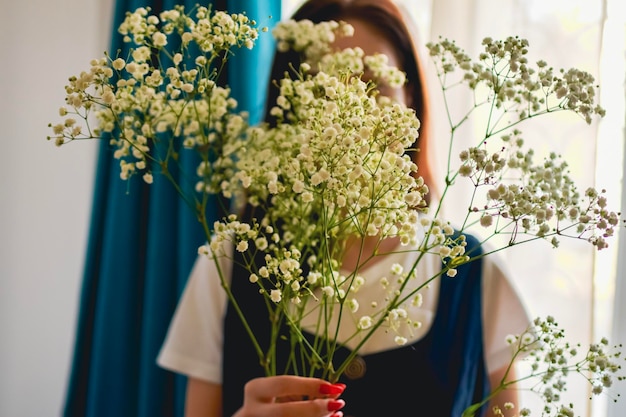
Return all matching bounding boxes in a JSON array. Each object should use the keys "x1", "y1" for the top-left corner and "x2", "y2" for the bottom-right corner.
[
  {"x1": 456, "y1": 131, "x2": 621, "y2": 249},
  {"x1": 462, "y1": 316, "x2": 624, "y2": 417},
  {"x1": 48, "y1": 4, "x2": 260, "y2": 188},
  {"x1": 426, "y1": 36, "x2": 622, "y2": 251},
  {"x1": 426, "y1": 36, "x2": 605, "y2": 127},
  {"x1": 272, "y1": 18, "x2": 354, "y2": 63}
]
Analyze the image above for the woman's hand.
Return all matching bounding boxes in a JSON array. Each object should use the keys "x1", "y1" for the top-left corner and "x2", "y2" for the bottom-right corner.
[{"x1": 232, "y1": 375, "x2": 347, "y2": 417}]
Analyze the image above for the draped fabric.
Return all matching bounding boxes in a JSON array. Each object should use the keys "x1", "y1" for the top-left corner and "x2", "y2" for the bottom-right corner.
[{"x1": 62, "y1": 1, "x2": 280, "y2": 416}]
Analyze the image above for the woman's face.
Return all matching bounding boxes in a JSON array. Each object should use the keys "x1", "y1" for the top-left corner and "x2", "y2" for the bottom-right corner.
[{"x1": 331, "y1": 17, "x2": 409, "y2": 105}]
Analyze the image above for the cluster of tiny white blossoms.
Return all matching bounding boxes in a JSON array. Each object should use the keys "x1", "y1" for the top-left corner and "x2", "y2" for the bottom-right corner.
[
  {"x1": 426, "y1": 36, "x2": 605, "y2": 124},
  {"x1": 466, "y1": 317, "x2": 624, "y2": 417},
  {"x1": 272, "y1": 19, "x2": 354, "y2": 64},
  {"x1": 225, "y1": 70, "x2": 426, "y2": 240},
  {"x1": 208, "y1": 216, "x2": 427, "y2": 350},
  {"x1": 418, "y1": 217, "x2": 469, "y2": 276},
  {"x1": 48, "y1": 5, "x2": 259, "y2": 184},
  {"x1": 379, "y1": 263, "x2": 421, "y2": 346},
  {"x1": 202, "y1": 21, "x2": 430, "y2": 349},
  {"x1": 489, "y1": 402, "x2": 530, "y2": 417},
  {"x1": 499, "y1": 316, "x2": 624, "y2": 417},
  {"x1": 457, "y1": 130, "x2": 621, "y2": 249},
  {"x1": 273, "y1": 19, "x2": 406, "y2": 89},
  {"x1": 425, "y1": 36, "x2": 622, "y2": 251},
  {"x1": 345, "y1": 262, "x2": 419, "y2": 344}
]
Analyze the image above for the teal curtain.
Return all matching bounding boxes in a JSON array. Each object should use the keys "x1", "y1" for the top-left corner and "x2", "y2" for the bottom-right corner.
[{"x1": 62, "y1": 1, "x2": 281, "y2": 416}]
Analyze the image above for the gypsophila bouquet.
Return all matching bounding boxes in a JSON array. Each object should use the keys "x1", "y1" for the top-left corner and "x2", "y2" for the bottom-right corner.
[
  {"x1": 48, "y1": 4, "x2": 624, "y2": 416},
  {"x1": 463, "y1": 316, "x2": 624, "y2": 417}
]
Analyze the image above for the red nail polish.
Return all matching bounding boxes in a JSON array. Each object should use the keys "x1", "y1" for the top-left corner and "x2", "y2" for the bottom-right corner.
[
  {"x1": 330, "y1": 412, "x2": 344, "y2": 417},
  {"x1": 334, "y1": 383, "x2": 347, "y2": 391},
  {"x1": 319, "y1": 383, "x2": 346, "y2": 395},
  {"x1": 327, "y1": 399, "x2": 345, "y2": 412}
]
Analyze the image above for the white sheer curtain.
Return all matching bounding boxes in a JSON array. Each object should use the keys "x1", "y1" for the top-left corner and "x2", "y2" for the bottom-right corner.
[
  {"x1": 398, "y1": 0, "x2": 625, "y2": 416},
  {"x1": 598, "y1": 2, "x2": 626, "y2": 416}
]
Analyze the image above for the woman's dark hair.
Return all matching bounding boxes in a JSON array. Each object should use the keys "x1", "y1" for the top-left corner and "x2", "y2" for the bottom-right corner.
[{"x1": 264, "y1": 0, "x2": 433, "y2": 191}]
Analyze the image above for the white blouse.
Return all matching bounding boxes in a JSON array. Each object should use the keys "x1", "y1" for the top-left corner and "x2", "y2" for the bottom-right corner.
[{"x1": 158, "y1": 239, "x2": 531, "y2": 384}]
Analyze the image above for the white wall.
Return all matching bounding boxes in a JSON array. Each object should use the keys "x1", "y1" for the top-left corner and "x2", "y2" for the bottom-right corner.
[{"x1": 0, "y1": 0, "x2": 112, "y2": 415}]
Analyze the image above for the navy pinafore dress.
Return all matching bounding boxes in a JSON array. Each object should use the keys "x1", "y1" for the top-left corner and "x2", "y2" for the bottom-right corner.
[{"x1": 222, "y1": 234, "x2": 489, "y2": 417}]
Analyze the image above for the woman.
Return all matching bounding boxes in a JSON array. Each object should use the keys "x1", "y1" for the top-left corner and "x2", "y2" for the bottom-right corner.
[{"x1": 158, "y1": 1, "x2": 531, "y2": 416}]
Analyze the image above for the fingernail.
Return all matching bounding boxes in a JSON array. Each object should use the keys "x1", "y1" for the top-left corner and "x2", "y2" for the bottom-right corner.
[
  {"x1": 330, "y1": 412, "x2": 344, "y2": 417},
  {"x1": 319, "y1": 383, "x2": 346, "y2": 395},
  {"x1": 327, "y1": 399, "x2": 345, "y2": 412}
]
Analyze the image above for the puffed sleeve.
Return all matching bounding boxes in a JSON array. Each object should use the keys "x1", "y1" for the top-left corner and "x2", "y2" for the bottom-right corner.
[
  {"x1": 157, "y1": 245, "x2": 232, "y2": 384},
  {"x1": 481, "y1": 253, "x2": 533, "y2": 376}
]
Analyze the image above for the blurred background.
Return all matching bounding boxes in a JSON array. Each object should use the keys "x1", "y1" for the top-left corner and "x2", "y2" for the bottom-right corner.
[
  {"x1": 1, "y1": 0, "x2": 624, "y2": 416},
  {"x1": 1, "y1": 0, "x2": 111, "y2": 415}
]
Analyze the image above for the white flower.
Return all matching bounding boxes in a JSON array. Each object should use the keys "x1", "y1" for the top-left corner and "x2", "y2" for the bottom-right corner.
[
  {"x1": 307, "y1": 271, "x2": 321, "y2": 285},
  {"x1": 352, "y1": 275, "x2": 365, "y2": 292},
  {"x1": 112, "y1": 58, "x2": 126, "y2": 70},
  {"x1": 411, "y1": 293, "x2": 423, "y2": 307},
  {"x1": 322, "y1": 286, "x2": 334, "y2": 298},
  {"x1": 479, "y1": 215, "x2": 493, "y2": 227},
  {"x1": 255, "y1": 237, "x2": 268, "y2": 250},
  {"x1": 152, "y1": 32, "x2": 168, "y2": 47},
  {"x1": 259, "y1": 267, "x2": 269, "y2": 278},
  {"x1": 142, "y1": 172, "x2": 153, "y2": 184},
  {"x1": 236, "y1": 241, "x2": 249, "y2": 252},
  {"x1": 197, "y1": 244, "x2": 210, "y2": 256},
  {"x1": 292, "y1": 180, "x2": 305, "y2": 193},
  {"x1": 394, "y1": 336, "x2": 408, "y2": 346},
  {"x1": 358, "y1": 316, "x2": 373, "y2": 330},
  {"x1": 270, "y1": 289, "x2": 282, "y2": 303},
  {"x1": 390, "y1": 263, "x2": 403, "y2": 275},
  {"x1": 347, "y1": 298, "x2": 359, "y2": 313},
  {"x1": 301, "y1": 191, "x2": 314, "y2": 203}
]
